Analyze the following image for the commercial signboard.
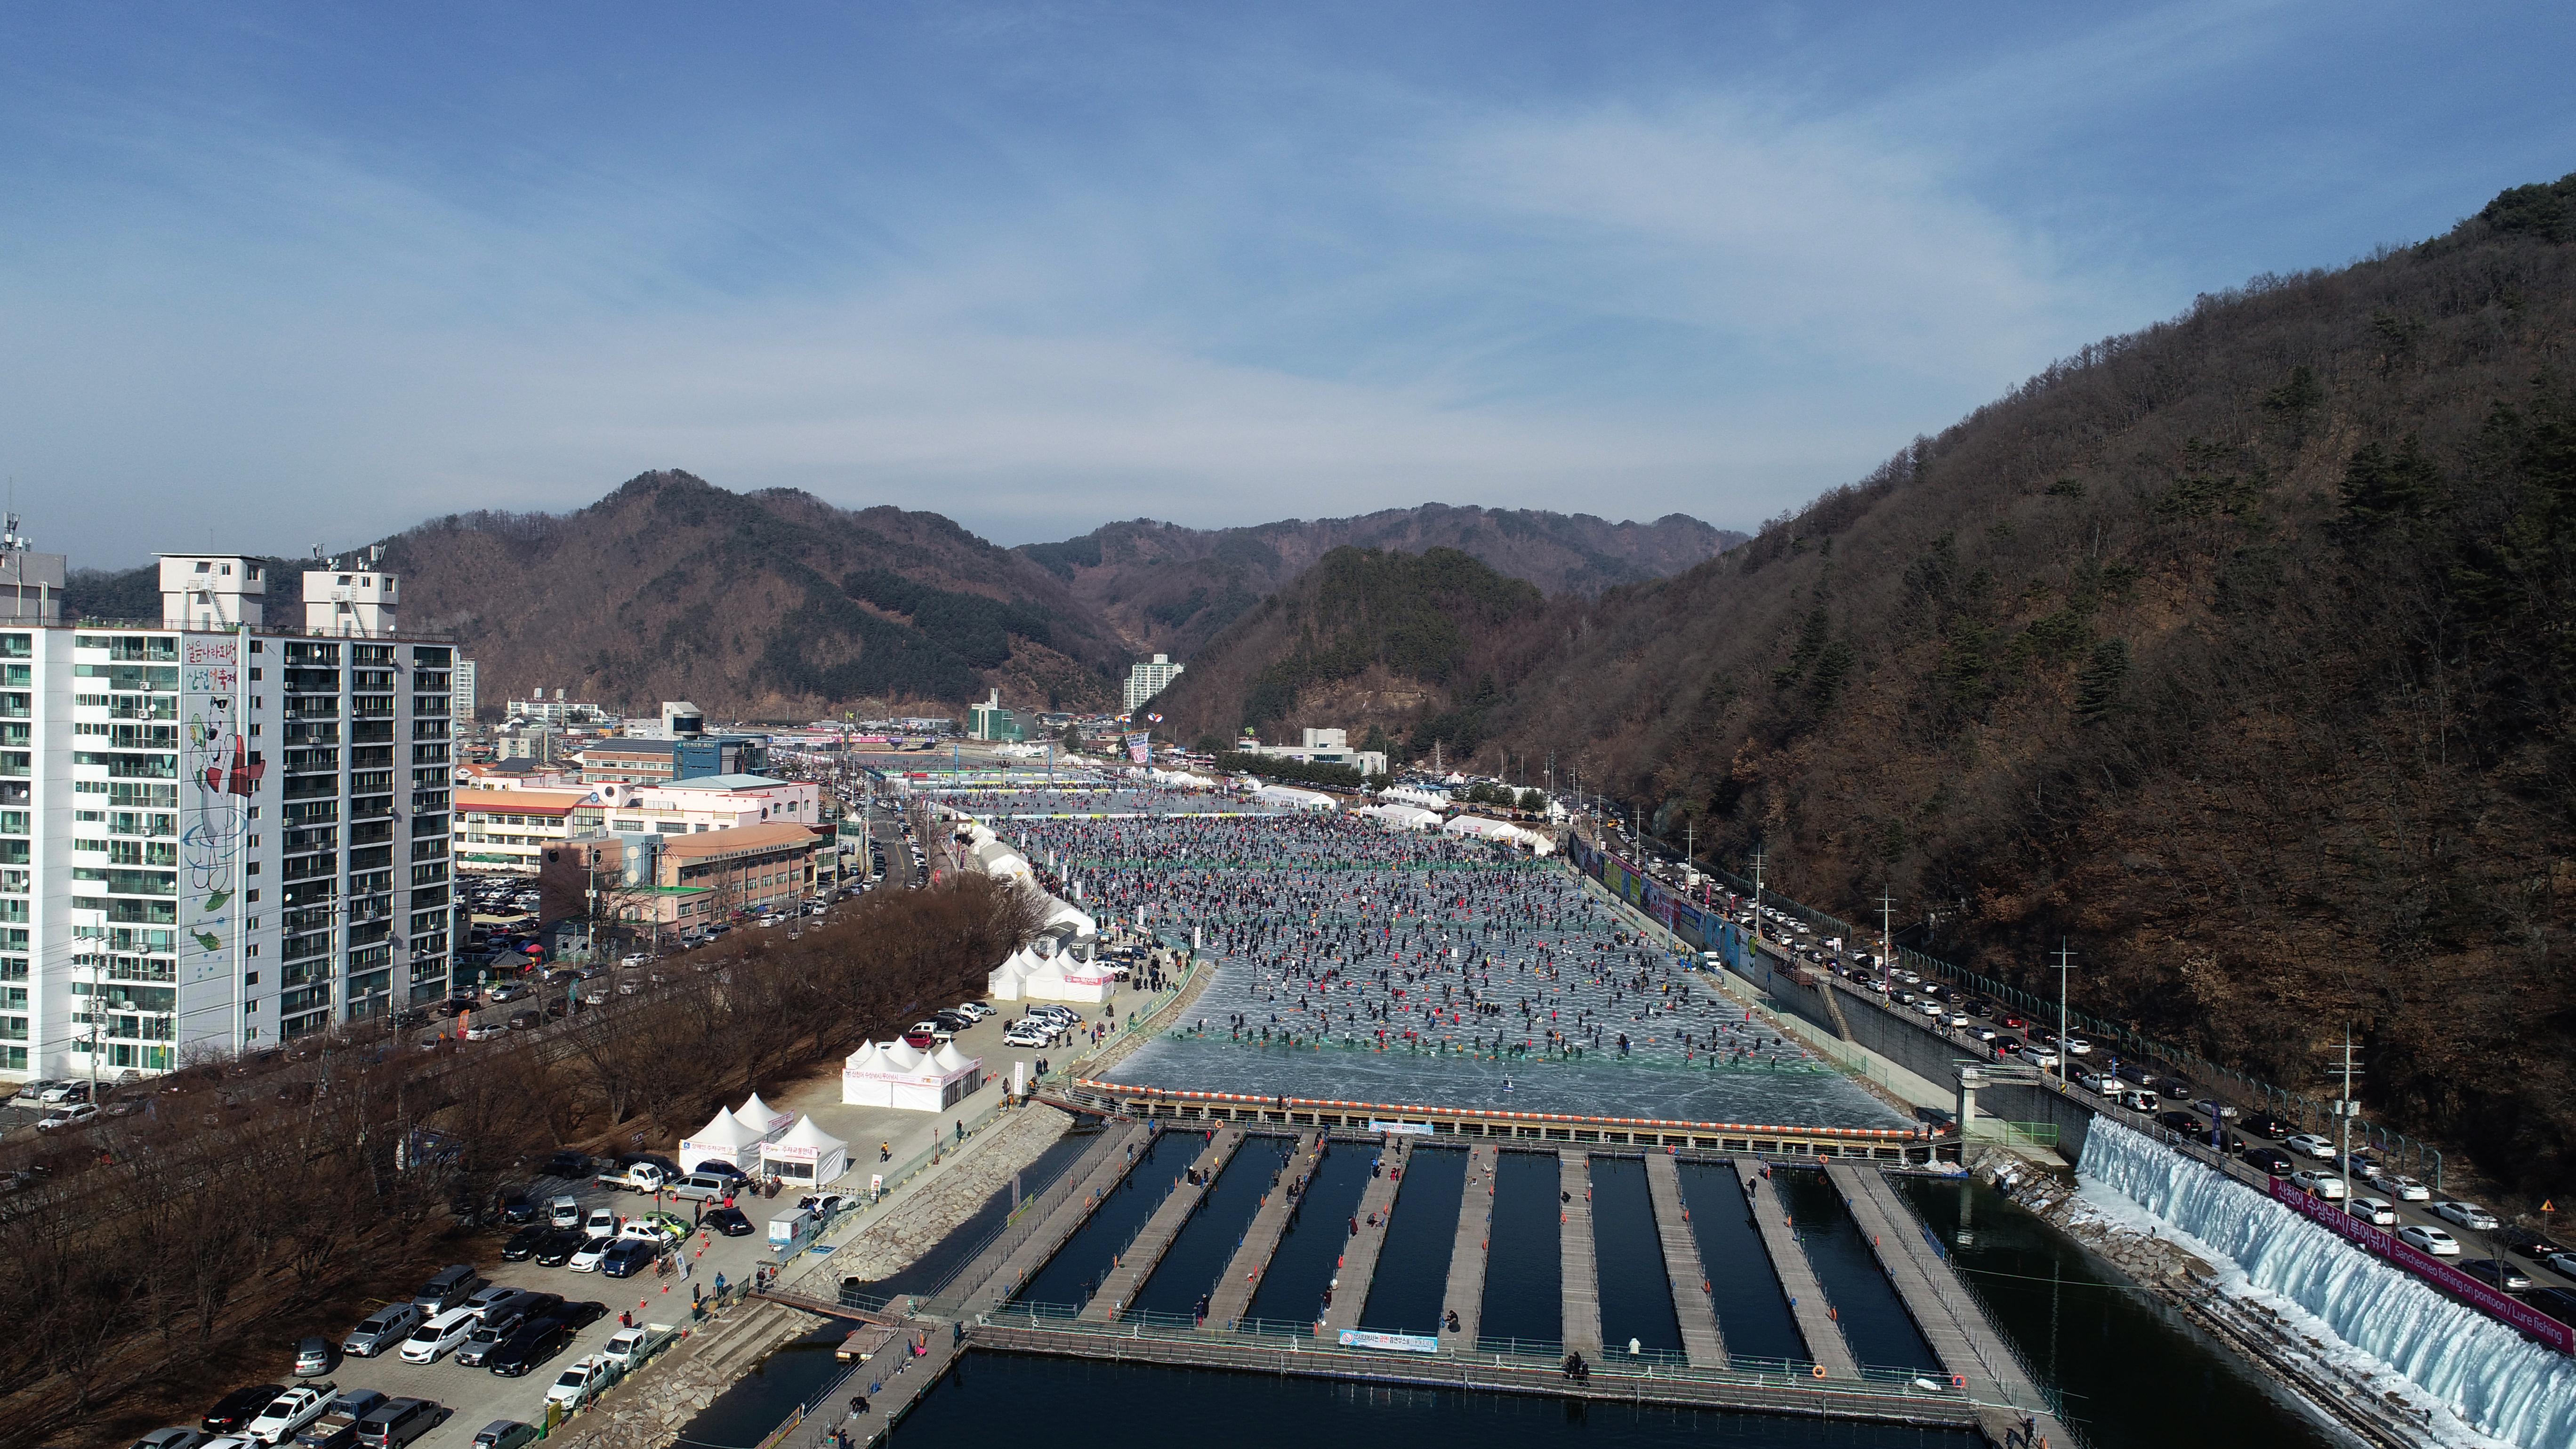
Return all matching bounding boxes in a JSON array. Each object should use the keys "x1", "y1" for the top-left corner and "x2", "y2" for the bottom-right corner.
[
  {"x1": 2267, "y1": 1177, "x2": 2574, "y2": 1354},
  {"x1": 1368, "y1": 1119, "x2": 1436, "y2": 1136},
  {"x1": 1336, "y1": 1328, "x2": 1440, "y2": 1353}
]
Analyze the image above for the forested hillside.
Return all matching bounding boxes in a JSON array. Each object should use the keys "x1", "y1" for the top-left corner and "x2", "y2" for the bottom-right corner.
[
  {"x1": 1461, "y1": 176, "x2": 2576, "y2": 1194},
  {"x1": 1146, "y1": 546, "x2": 1545, "y2": 757},
  {"x1": 1022, "y1": 503, "x2": 1737, "y2": 656},
  {"x1": 378, "y1": 473, "x2": 1127, "y2": 715}
]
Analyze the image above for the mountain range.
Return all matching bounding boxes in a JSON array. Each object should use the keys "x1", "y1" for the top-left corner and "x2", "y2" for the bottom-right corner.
[{"x1": 58, "y1": 480, "x2": 1736, "y2": 719}]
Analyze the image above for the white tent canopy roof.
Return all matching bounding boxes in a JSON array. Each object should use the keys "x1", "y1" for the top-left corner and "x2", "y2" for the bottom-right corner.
[{"x1": 775, "y1": 1115, "x2": 847, "y2": 1155}]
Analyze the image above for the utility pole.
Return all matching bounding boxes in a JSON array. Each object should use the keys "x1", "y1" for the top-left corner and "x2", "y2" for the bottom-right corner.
[
  {"x1": 2332, "y1": 1028, "x2": 2364, "y2": 1189},
  {"x1": 1878, "y1": 887, "x2": 1896, "y2": 968},
  {"x1": 2050, "y1": 940, "x2": 2077, "y2": 1083},
  {"x1": 1749, "y1": 847, "x2": 1768, "y2": 948}
]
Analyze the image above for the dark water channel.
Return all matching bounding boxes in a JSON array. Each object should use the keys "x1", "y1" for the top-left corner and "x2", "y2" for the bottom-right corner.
[
  {"x1": 1359, "y1": 1146, "x2": 1466, "y2": 1335},
  {"x1": 673, "y1": 1314, "x2": 859, "y2": 1449},
  {"x1": 1130, "y1": 1134, "x2": 1294, "y2": 1318},
  {"x1": 1477, "y1": 1149, "x2": 1562, "y2": 1348},
  {"x1": 892, "y1": 1352, "x2": 1978, "y2": 1449},
  {"x1": 1899, "y1": 1176, "x2": 2345, "y2": 1449},
  {"x1": 1587, "y1": 1156, "x2": 1682, "y2": 1356},
  {"x1": 1243, "y1": 1140, "x2": 1373, "y2": 1326},
  {"x1": 1013, "y1": 1127, "x2": 1199, "y2": 1310},
  {"x1": 1674, "y1": 1161, "x2": 1805, "y2": 1365},
  {"x1": 1769, "y1": 1168, "x2": 1941, "y2": 1374}
]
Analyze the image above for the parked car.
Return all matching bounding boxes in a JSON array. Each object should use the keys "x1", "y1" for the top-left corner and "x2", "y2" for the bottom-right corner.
[
  {"x1": 2433, "y1": 1200, "x2": 2502, "y2": 1232},
  {"x1": 533, "y1": 1228, "x2": 589, "y2": 1266},
  {"x1": 36, "y1": 1102, "x2": 100, "y2": 1131},
  {"x1": 567, "y1": 1236, "x2": 615, "y2": 1272},
  {"x1": 705, "y1": 1207, "x2": 755, "y2": 1237},
  {"x1": 352, "y1": 1399, "x2": 442, "y2": 1449},
  {"x1": 544, "y1": 1357, "x2": 615, "y2": 1411},
  {"x1": 671, "y1": 1172, "x2": 740, "y2": 1203},
  {"x1": 2460, "y1": 1258, "x2": 2534, "y2": 1293},
  {"x1": 247, "y1": 1386, "x2": 335, "y2": 1446},
  {"x1": 2283, "y1": 1134, "x2": 2337, "y2": 1160},
  {"x1": 601, "y1": 1239, "x2": 660, "y2": 1278},
  {"x1": 486, "y1": 1318, "x2": 574, "y2": 1377},
  {"x1": 340, "y1": 1304, "x2": 422, "y2": 1359},
  {"x1": 298, "y1": 1391, "x2": 386, "y2": 1449},
  {"x1": 204, "y1": 1386, "x2": 286, "y2": 1435},
  {"x1": 132, "y1": 1430, "x2": 210, "y2": 1449},
  {"x1": 2239, "y1": 1146, "x2": 2295, "y2": 1176},
  {"x1": 470, "y1": 1424, "x2": 539, "y2": 1449},
  {"x1": 398, "y1": 1308, "x2": 478, "y2": 1364},
  {"x1": 2289, "y1": 1170, "x2": 2347, "y2": 1200},
  {"x1": 2243, "y1": 1115, "x2": 2299, "y2": 1140},
  {"x1": 2493, "y1": 1227, "x2": 2572, "y2": 1262},
  {"x1": 2345, "y1": 1196, "x2": 2398, "y2": 1226},
  {"x1": 502, "y1": 1225, "x2": 550, "y2": 1261},
  {"x1": 291, "y1": 1337, "x2": 333, "y2": 1377},
  {"x1": 2398, "y1": 1224, "x2": 2462, "y2": 1257},
  {"x1": 2543, "y1": 1252, "x2": 2576, "y2": 1282},
  {"x1": 411, "y1": 1265, "x2": 483, "y2": 1314}
]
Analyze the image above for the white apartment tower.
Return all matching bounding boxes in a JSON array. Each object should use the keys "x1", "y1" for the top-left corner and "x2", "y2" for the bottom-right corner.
[
  {"x1": 0, "y1": 539, "x2": 454, "y2": 1081},
  {"x1": 1124, "y1": 652, "x2": 1183, "y2": 713}
]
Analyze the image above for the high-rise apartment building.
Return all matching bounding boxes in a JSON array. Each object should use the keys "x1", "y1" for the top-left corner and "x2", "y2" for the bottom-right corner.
[
  {"x1": 453, "y1": 659, "x2": 478, "y2": 724},
  {"x1": 0, "y1": 540, "x2": 453, "y2": 1081},
  {"x1": 1124, "y1": 653, "x2": 1183, "y2": 713}
]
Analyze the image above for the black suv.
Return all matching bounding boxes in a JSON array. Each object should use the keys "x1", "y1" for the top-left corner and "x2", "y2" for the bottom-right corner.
[{"x1": 483, "y1": 1318, "x2": 572, "y2": 1377}]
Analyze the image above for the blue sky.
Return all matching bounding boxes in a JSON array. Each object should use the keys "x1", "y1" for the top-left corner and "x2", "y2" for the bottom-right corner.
[{"x1": 3, "y1": 2, "x2": 2569, "y2": 566}]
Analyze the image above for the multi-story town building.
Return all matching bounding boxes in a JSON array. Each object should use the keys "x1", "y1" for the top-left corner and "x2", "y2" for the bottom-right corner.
[
  {"x1": 1124, "y1": 652, "x2": 1183, "y2": 712},
  {"x1": 0, "y1": 539, "x2": 454, "y2": 1081}
]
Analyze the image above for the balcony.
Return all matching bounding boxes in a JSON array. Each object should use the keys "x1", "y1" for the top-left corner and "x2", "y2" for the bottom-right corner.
[{"x1": 284, "y1": 748, "x2": 339, "y2": 774}]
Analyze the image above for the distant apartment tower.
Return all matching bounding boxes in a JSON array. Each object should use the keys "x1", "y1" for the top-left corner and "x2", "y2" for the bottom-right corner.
[
  {"x1": 1124, "y1": 653, "x2": 1183, "y2": 713},
  {"x1": 0, "y1": 537, "x2": 455, "y2": 1081},
  {"x1": 452, "y1": 659, "x2": 479, "y2": 724}
]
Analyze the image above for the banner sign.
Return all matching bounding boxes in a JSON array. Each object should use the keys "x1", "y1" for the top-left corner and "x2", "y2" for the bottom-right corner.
[
  {"x1": 1126, "y1": 732, "x2": 1151, "y2": 765},
  {"x1": 2267, "y1": 1177, "x2": 2575, "y2": 1354},
  {"x1": 1337, "y1": 1328, "x2": 1440, "y2": 1353},
  {"x1": 1368, "y1": 1119, "x2": 1436, "y2": 1136}
]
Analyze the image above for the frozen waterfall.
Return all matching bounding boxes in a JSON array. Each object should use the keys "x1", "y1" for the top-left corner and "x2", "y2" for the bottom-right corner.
[{"x1": 2080, "y1": 1116, "x2": 2576, "y2": 1448}]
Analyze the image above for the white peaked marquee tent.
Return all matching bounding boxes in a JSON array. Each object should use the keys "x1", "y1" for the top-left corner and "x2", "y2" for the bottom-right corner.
[
  {"x1": 736, "y1": 1092, "x2": 794, "y2": 1141},
  {"x1": 760, "y1": 1115, "x2": 850, "y2": 1185},
  {"x1": 678, "y1": 1106, "x2": 765, "y2": 1174},
  {"x1": 843, "y1": 1038, "x2": 984, "y2": 1111}
]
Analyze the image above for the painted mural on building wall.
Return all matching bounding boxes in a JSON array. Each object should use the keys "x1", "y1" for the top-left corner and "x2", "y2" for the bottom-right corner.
[{"x1": 180, "y1": 636, "x2": 249, "y2": 992}]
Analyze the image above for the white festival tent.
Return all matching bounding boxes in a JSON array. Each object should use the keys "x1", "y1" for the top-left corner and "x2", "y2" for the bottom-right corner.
[
  {"x1": 678, "y1": 1106, "x2": 766, "y2": 1174},
  {"x1": 1252, "y1": 784, "x2": 1338, "y2": 811},
  {"x1": 1020, "y1": 950, "x2": 1116, "y2": 1005},
  {"x1": 1357, "y1": 803, "x2": 1441, "y2": 831},
  {"x1": 843, "y1": 1038, "x2": 985, "y2": 1112},
  {"x1": 760, "y1": 1114, "x2": 851, "y2": 1185},
  {"x1": 736, "y1": 1092, "x2": 795, "y2": 1141},
  {"x1": 986, "y1": 945, "x2": 1043, "y2": 1000},
  {"x1": 1438, "y1": 813, "x2": 1557, "y2": 855}
]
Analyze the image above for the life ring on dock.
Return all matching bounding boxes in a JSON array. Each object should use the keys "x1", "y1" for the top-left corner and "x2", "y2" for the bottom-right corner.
[
  {"x1": 1811, "y1": 1364, "x2": 1827, "y2": 1379},
  {"x1": 1950, "y1": 1374, "x2": 1965, "y2": 1390}
]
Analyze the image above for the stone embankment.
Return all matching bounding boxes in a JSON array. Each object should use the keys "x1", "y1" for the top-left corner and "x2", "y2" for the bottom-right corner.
[{"x1": 820, "y1": 1105, "x2": 1072, "y2": 1286}]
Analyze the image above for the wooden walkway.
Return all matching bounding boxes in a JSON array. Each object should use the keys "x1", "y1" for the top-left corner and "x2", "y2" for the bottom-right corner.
[
  {"x1": 951, "y1": 1119, "x2": 1153, "y2": 1313},
  {"x1": 1080, "y1": 1126, "x2": 1243, "y2": 1321},
  {"x1": 1828, "y1": 1163, "x2": 2070, "y2": 1449},
  {"x1": 1205, "y1": 1130, "x2": 1321, "y2": 1327},
  {"x1": 1441, "y1": 1143, "x2": 1497, "y2": 1346},
  {"x1": 1559, "y1": 1148, "x2": 1602, "y2": 1358},
  {"x1": 1642, "y1": 1151, "x2": 1727, "y2": 1368},
  {"x1": 1318, "y1": 1138, "x2": 1411, "y2": 1335},
  {"x1": 1736, "y1": 1159, "x2": 1860, "y2": 1378}
]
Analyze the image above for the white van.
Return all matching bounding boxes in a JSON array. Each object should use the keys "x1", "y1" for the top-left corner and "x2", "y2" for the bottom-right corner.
[{"x1": 398, "y1": 1306, "x2": 479, "y2": 1364}]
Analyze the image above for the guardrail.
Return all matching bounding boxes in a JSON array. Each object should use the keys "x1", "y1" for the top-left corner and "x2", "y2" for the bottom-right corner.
[{"x1": 966, "y1": 1305, "x2": 1986, "y2": 1421}]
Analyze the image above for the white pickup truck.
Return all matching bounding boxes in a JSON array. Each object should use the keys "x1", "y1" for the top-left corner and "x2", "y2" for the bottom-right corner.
[
  {"x1": 597, "y1": 1322, "x2": 675, "y2": 1372},
  {"x1": 593, "y1": 1162, "x2": 672, "y2": 1194},
  {"x1": 544, "y1": 1357, "x2": 617, "y2": 1412}
]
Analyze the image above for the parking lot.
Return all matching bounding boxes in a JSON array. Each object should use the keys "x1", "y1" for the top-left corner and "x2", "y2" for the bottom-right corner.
[{"x1": 217, "y1": 1168, "x2": 788, "y2": 1449}]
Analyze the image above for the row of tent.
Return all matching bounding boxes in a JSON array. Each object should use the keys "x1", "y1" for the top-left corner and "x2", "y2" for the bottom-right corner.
[
  {"x1": 679, "y1": 1093, "x2": 852, "y2": 1184},
  {"x1": 989, "y1": 943, "x2": 1115, "y2": 1003},
  {"x1": 843, "y1": 1037, "x2": 984, "y2": 1112},
  {"x1": 1354, "y1": 802, "x2": 1555, "y2": 853}
]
